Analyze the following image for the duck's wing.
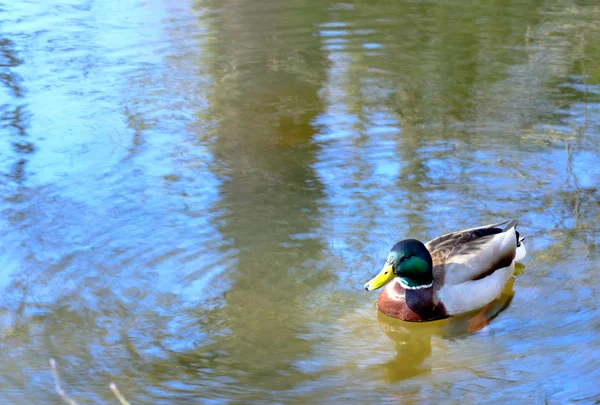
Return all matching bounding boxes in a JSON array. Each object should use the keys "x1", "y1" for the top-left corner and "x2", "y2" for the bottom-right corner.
[{"x1": 425, "y1": 220, "x2": 518, "y2": 285}]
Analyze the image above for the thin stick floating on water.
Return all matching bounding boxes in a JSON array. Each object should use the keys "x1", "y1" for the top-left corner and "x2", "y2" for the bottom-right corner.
[
  {"x1": 49, "y1": 358, "x2": 78, "y2": 405},
  {"x1": 110, "y1": 382, "x2": 132, "y2": 405}
]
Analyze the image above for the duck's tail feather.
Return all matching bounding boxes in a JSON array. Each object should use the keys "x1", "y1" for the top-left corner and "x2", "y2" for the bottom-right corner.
[
  {"x1": 515, "y1": 236, "x2": 526, "y2": 261},
  {"x1": 502, "y1": 219, "x2": 526, "y2": 261}
]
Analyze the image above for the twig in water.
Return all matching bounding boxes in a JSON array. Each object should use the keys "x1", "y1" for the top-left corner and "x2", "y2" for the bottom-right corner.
[
  {"x1": 49, "y1": 358, "x2": 78, "y2": 405},
  {"x1": 110, "y1": 382, "x2": 132, "y2": 405}
]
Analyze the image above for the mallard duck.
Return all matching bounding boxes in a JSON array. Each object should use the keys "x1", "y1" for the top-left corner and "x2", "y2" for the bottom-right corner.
[{"x1": 364, "y1": 220, "x2": 526, "y2": 322}]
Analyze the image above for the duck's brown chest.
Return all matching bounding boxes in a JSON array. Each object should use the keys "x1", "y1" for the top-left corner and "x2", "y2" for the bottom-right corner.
[{"x1": 377, "y1": 280, "x2": 449, "y2": 322}]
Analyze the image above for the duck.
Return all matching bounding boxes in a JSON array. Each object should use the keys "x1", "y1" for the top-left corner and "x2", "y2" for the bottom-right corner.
[{"x1": 364, "y1": 220, "x2": 526, "y2": 322}]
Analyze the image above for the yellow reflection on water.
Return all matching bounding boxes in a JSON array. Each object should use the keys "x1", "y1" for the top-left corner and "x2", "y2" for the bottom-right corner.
[
  {"x1": 320, "y1": 270, "x2": 520, "y2": 392},
  {"x1": 374, "y1": 274, "x2": 517, "y2": 382}
]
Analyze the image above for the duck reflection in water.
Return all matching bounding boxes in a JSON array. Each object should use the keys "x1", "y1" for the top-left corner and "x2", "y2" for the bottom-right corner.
[{"x1": 374, "y1": 274, "x2": 518, "y2": 382}]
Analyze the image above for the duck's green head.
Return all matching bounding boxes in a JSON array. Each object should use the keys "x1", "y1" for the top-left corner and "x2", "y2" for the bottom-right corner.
[{"x1": 364, "y1": 239, "x2": 433, "y2": 291}]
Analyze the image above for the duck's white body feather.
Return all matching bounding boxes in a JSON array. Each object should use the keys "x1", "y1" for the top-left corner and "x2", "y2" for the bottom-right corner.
[{"x1": 437, "y1": 262, "x2": 515, "y2": 315}]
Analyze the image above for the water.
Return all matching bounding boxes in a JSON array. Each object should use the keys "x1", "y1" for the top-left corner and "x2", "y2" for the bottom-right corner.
[{"x1": 0, "y1": 0, "x2": 599, "y2": 403}]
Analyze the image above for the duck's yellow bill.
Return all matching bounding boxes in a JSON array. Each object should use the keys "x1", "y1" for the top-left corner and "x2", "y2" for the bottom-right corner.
[{"x1": 364, "y1": 264, "x2": 394, "y2": 291}]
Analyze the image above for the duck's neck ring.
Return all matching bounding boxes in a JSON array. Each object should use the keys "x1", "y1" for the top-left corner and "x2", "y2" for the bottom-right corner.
[{"x1": 398, "y1": 277, "x2": 433, "y2": 290}]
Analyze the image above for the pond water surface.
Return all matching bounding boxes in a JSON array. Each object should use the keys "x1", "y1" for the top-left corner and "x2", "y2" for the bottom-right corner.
[{"x1": 1, "y1": 0, "x2": 599, "y2": 403}]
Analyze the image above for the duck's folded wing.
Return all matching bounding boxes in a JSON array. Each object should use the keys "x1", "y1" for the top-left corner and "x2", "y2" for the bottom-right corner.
[
  {"x1": 425, "y1": 220, "x2": 511, "y2": 252},
  {"x1": 426, "y1": 221, "x2": 518, "y2": 285}
]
